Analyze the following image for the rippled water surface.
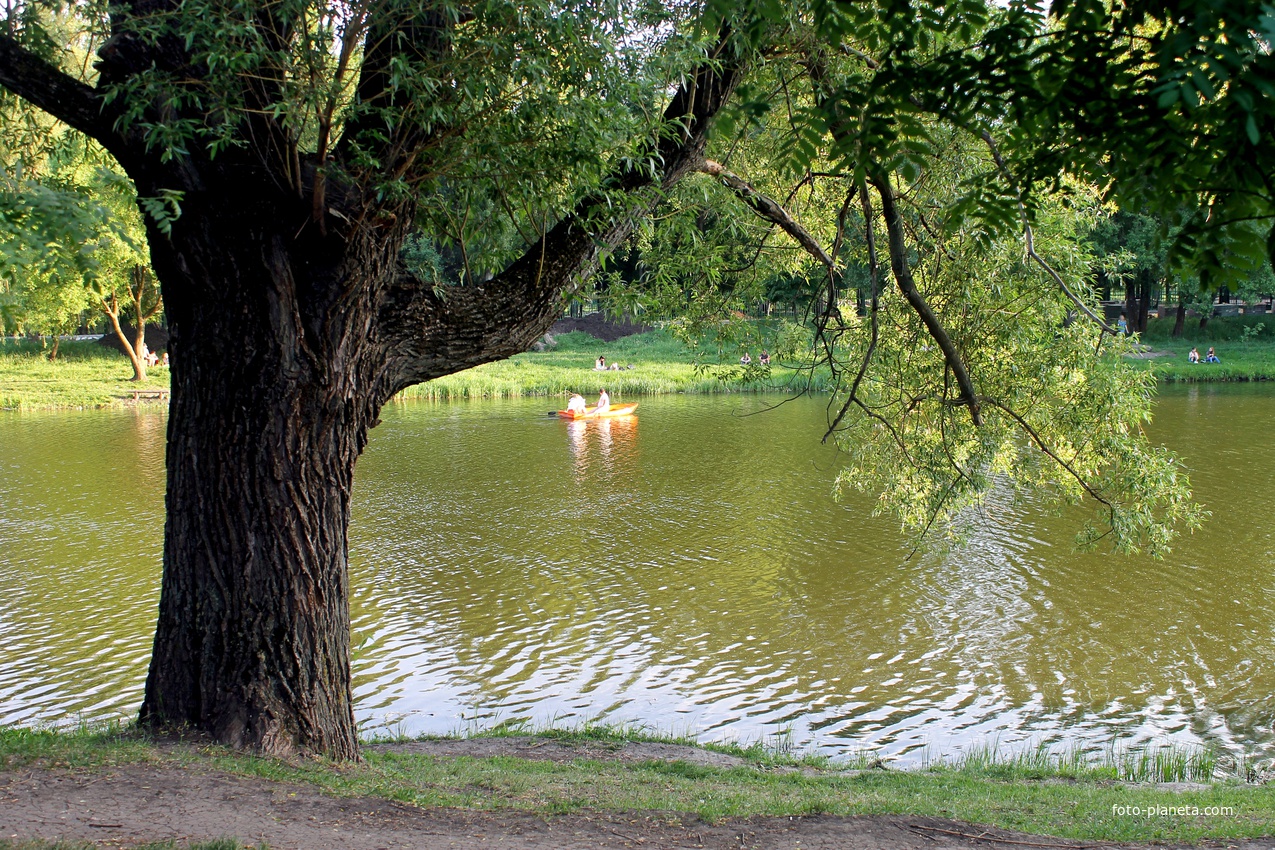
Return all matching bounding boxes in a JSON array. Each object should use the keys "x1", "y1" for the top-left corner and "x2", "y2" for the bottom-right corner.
[{"x1": 2, "y1": 388, "x2": 1273, "y2": 762}]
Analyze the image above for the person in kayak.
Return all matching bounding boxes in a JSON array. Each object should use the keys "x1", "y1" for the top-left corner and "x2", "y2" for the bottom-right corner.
[
  {"x1": 596, "y1": 388, "x2": 610, "y2": 413},
  {"x1": 567, "y1": 393, "x2": 587, "y2": 415}
]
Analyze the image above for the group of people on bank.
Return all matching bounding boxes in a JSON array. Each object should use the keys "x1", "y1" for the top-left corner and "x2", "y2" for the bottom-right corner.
[
  {"x1": 739, "y1": 351, "x2": 770, "y2": 367},
  {"x1": 594, "y1": 355, "x2": 635, "y2": 371},
  {"x1": 139, "y1": 342, "x2": 169, "y2": 368},
  {"x1": 1187, "y1": 346, "x2": 1221, "y2": 364}
]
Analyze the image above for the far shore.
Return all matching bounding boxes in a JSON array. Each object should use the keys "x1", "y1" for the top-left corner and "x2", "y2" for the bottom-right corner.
[{"x1": 5, "y1": 318, "x2": 1275, "y2": 410}]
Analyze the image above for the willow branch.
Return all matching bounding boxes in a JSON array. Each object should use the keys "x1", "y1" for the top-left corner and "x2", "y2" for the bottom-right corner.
[
  {"x1": 871, "y1": 169, "x2": 983, "y2": 426},
  {"x1": 698, "y1": 159, "x2": 836, "y2": 269},
  {"x1": 826, "y1": 180, "x2": 882, "y2": 441},
  {"x1": 978, "y1": 130, "x2": 1119, "y2": 335},
  {"x1": 982, "y1": 397, "x2": 1114, "y2": 516}
]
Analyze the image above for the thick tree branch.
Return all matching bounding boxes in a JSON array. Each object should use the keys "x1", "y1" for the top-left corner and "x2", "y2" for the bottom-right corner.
[
  {"x1": 0, "y1": 35, "x2": 118, "y2": 149},
  {"x1": 374, "y1": 31, "x2": 746, "y2": 400},
  {"x1": 871, "y1": 169, "x2": 983, "y2": 426}
]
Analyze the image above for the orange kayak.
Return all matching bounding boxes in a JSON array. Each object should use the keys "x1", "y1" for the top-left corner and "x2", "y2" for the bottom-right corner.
[{"x1": 557, "y1": 402, "x2": 638, "y2": 420}]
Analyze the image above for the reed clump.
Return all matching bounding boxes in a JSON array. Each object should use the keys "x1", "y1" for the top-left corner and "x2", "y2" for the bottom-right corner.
[{"x1": 391, "y1": 329, "x2": 833, "y2": 401}]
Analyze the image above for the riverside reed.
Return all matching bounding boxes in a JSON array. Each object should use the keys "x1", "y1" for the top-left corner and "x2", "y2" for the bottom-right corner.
[{"x1": 3, "y1": 725, "x2": 1275, "y2": 845}]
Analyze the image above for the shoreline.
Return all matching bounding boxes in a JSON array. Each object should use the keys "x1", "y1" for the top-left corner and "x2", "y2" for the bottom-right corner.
[{"x1": 6, "y1": 331, "x2": 1275, "y2": 411}]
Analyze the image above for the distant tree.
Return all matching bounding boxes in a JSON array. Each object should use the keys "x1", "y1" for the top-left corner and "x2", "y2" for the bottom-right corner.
[{"x1": 0, "y1": 121, "x2": 159, "y2": 375}]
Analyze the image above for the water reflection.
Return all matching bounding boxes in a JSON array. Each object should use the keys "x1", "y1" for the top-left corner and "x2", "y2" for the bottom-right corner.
[
  {"x1": 1, "y1": 389, "x2": 1273, "y2": 766},
  {"x1": 563, "y1": 415, "x2": 638, "y2": 481}
]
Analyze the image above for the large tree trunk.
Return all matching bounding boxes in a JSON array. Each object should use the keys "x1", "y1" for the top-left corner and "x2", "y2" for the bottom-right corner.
[
  {"x1": 142, "y1": 358, "x2": 363, "y2": 757},
  {"x1": 137, "y1": 212, "x2": 380, "y2": 759},
  {"x1": 1173, "y1": 291, "x2": 1186, "y2": 338}
]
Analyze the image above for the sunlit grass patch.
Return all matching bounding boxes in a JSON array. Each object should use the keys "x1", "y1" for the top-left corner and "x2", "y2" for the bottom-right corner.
[
  {"x1": 391, "y1": 329, "x2": 833, "y2": 401},
  {"x1": 1140, "y1": 340, "x2": 1275, "y2": 382},
  {"x1": 0, "y1": 339, "x2": 167, "y2": 409}
]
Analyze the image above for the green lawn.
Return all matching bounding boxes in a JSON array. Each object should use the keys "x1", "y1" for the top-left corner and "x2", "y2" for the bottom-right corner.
[
  {"x1": 1133, "y1": 340, "x2": 1275, "y2": 382},
  {"x1": 391, "y1": 329, "x2": 828, "y2": 401},
  {"x1": 1132, "y1": 314, "x2": 1275, "y2": 382},
  {"x1": 0, "y1": 338, "x2": 169, "y2": 409},
  {"x1": 0, "y1": 331, "x2": 819, "y2": 410}
]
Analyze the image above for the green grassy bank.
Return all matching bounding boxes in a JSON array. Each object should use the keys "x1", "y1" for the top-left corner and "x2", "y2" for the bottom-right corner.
[
  {"x1": 3, "y1": 725, "x2": 1274, "y2": 846},
  {"x1": 0, "y1": 338, "x2": 170, "y2": 409},
  {"x1": 1136, "y1": 314, "x2": 1275, "y2": 382},
  {"x1": 391, "y1": 330, "x2": 826, "y2": 402},
  {"x1": 0, "y1": 331, "x2": 817, "y2": 410}
]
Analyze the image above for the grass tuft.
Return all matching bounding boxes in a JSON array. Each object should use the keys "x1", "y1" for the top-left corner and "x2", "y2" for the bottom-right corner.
[{"x1": 923, "y1": 739, "x2": 1219, "y2": 783}]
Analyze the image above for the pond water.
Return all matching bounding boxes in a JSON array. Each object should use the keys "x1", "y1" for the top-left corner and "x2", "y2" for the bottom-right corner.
[{"x1": 1, "y1": 387, "x2": 1272, "y2": 763}]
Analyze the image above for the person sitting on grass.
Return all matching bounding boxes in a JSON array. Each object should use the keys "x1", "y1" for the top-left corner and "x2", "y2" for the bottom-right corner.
[
  {"x1": 740, "y1": 351, "x2": 752, "y2": 366},
  {"x1": 1205, "y1": 346, "x2": 1220, "y2": 363},
  {"x1": 759, "y1": 350, "x2": 770, "y2": 366},
  {"x1": 1188, "y1": 347, "x2": 1200, "y2": 363},
  {"x1": 595, "y1": 355, "x2": 606, "y2": 371}
]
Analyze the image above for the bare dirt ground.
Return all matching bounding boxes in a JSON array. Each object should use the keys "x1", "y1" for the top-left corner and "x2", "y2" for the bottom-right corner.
[
  {"x1": 548, "y1": 313, "x2": 653, "y2": 343},
  {"x1": 2, "y1": 739, "x2": 1271, "y2": 850}
]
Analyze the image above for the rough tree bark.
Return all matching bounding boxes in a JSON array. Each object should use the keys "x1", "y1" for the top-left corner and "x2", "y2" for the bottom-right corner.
[{"x1": 0, "y1": 8, "x2": 743, "y2": 757}]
